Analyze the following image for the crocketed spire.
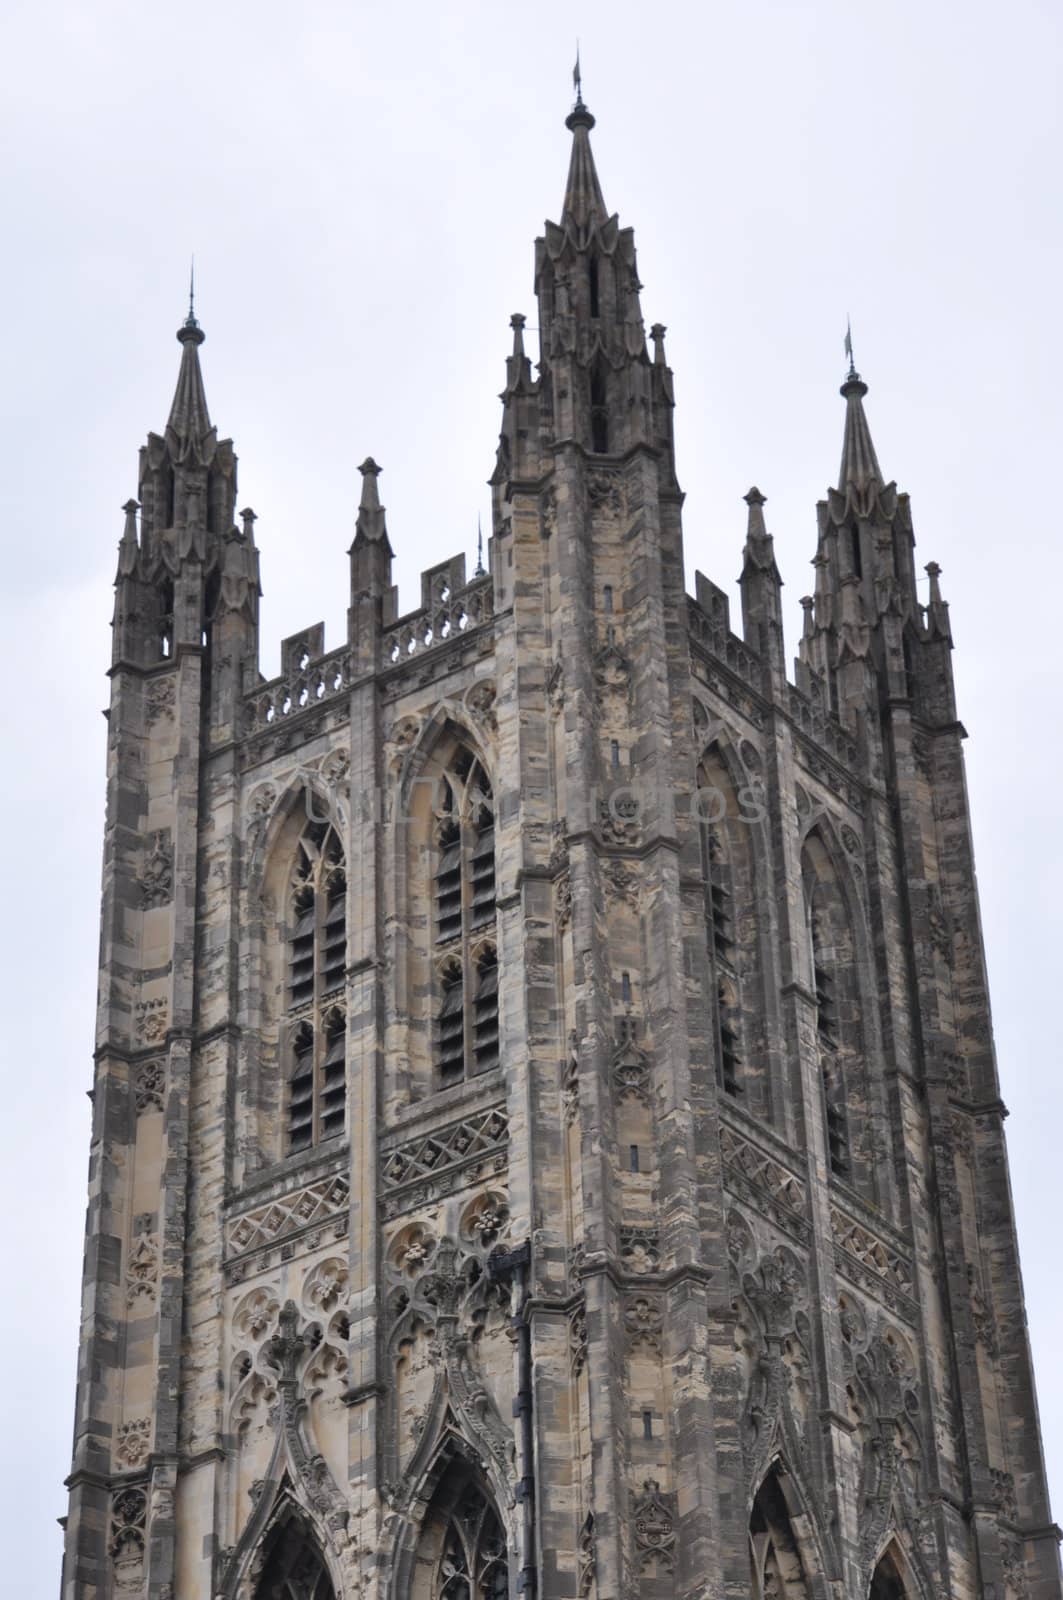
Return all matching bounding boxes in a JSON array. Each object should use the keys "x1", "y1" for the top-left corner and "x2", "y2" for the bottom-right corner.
[
  {"x1": 561, "y1": 98, "x2": 608, "y2": 233},
  {"x1": 828, "y1": 365, "x2": 897, "y2": 526},
  {"x1": 838, "y1": 371, "x2": 883, "y2": 495},
  {"x1": 353, "y1": 457, "x2": 392, "y2": 550},
  {"x1": 166, "y1": 311, "x2": 214, "y2": 465}
]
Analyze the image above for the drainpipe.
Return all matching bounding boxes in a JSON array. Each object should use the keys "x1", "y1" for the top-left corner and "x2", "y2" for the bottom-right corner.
[{"x1": 488, "y1": 1239, "x2": 535, "y2": 1599}]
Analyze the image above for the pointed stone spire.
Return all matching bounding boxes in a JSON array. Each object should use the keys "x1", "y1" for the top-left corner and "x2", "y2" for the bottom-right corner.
[
  {"x1": 503, "y1": 313, "x2": 533, "y2": 396},
  {"x1": 117, "y1": 499, "x2": 140, "y2": 577},
  {"x1": 349, "y1": 458, "x2": 396, "y2": 652},
  {"x1": 166, "y1": 304, "x2": 215, "y2": 465},
  {"x1": 838, "y1": 369, "x2": 882, "y2": 495},
  {"x1": 353, "y1": 457, "x2": 391, "y2": 547},
  {"x1": 924, "y1": 560, "x2": 952, "y2": 643},
  {"x1": 561, "y1": 96, "x2": 608, "y2": 234},
  {"x1": 740, "y1": 488, "x2": 781, "y2": 581},
  {"x1": 739, "y1": 488, "x2": 784, "y2": 692}
]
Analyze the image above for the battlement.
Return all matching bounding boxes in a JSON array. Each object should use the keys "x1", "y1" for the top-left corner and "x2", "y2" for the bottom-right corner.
[
  {"x1": 245, "y1": 625, "x2": 351, "y2": 734},
  {"x1": 382, "y1": 563, "x2": 494, "y2": 666},
  {"x1": 687, "y1": 572, "x2": 761, "y2": 687}
]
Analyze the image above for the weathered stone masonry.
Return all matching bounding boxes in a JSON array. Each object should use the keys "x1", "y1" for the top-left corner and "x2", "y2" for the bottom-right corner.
[{"x1": 62, "y1": 93, "x2": 1061, "y2": 1600}]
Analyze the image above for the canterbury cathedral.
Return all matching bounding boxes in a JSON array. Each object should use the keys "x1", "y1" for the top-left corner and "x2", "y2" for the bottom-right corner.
[{"x1": 62, "y1": 92, "x2": 1061, "y2": 1600}]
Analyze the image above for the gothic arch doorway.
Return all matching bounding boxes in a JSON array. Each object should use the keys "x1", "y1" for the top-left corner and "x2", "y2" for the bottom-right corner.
[
  {"x1": 253, "y1": 1514, "x2": 335, "y2": 1600},
  {"x1": 411, "y1": 1465, "x2": 509, "y2": 1600}
]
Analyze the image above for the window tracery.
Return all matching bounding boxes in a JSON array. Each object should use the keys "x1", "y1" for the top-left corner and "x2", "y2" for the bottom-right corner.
[
  {"x1": 748, "y1": 1470, "x2": 812, "y2": 1600},
  {"x1": 253, "y1": 1515, "x2": 335, "y2": 1600},
  {"x1": 284, "y1": 813, "x2": 347, "y2": 1154},
  {"x1": 434, "y1": 1481, "x2": 508, "y2": 1600}
]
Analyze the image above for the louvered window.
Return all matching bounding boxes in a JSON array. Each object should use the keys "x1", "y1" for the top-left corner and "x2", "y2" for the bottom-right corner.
[
  {"x1": 699, "y1": 776, "x2": 744, "y2": 1098},
  {"x1": 439, "y1": 965, "x2": 466, "y2": 1087},
  {"x1": 432, "y1": 745, "x2": 498, "y2": 1088},
  {"x1": 284, "y1": 813, "x2": 348, "y2": 1153},
  {"x1": 473, "y1": 949, "x2": 500, "y2": 1074}
]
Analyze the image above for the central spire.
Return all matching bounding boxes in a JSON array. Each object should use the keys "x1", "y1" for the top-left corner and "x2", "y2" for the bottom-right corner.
[
  {"x1": 167, "y1": 309, "x2": 213, "y2": 462},
  {"x1": 561, "y1": 96, "x2": 608, "y2": 232},
  {"x1": 838, "y1": 367, "x2": 883, "y2": 495}
]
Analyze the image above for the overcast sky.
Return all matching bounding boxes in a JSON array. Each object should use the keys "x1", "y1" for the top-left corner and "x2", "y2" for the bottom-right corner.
[{"x1": 2, "y1": 1, "x2": 1060, "y2": 1591}]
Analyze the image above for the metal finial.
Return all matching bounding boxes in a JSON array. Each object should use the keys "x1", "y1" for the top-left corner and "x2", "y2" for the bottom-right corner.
[
  {"x1": 844, "y1": 315, "x2": 856, "y2": 380},
  {"x1": 185, "y1": 256, "x2": 198, "y2": 330},
  {"x1": 573, "y1": 42, "x2": 583, "y2": 106},
  {"x1": 475, "y1": 515, "x2": 486, "y2": 578}
]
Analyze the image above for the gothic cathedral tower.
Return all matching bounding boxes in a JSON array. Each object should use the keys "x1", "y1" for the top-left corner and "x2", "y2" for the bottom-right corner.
[{"x1": 63, "y1": 96, "x2": 1060, "y2": 1600}]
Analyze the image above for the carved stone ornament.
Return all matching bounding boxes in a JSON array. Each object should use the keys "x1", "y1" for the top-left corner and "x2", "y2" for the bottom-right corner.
[
  {"x1": 135, "y1": 996, "x2": 169, "y2": 1044},
  {"x1": 569, "y1": 1305, "x2": 588, "y2": 1375},
  {"x1": 624, "y1": 1295, "x2": 663, "y2": 1352},
  {"x1": 115, "y1": 1416, "x2": 152, "y2": 1470},
  {"x1": 146, "y1": 674, "x2": 176, "y2": 724},
  {"x1": 216, "y1": 1298, "x2": 351, "y2": 1597},
  {"x1": 599, "y1": 791, "x2": 640, "y2": 845},
  {"x1": 577, "y1": 1511, "x2": 596, "y2": 1597},
  {"x1": 742, "y1": 1245, "x2": 805, "y2": 1340},
  {"x1": 594, "y1": 639, "x2": 631, "y2": 699},
  {"x1": 109, "y1": 1487, "x2": 147, "y2": 1593},
  {"x1": 631, "y1": 1479, "x2": 676, "y2": 1572},
  {"x1": 302, "y1": 1257, "x2": 349, "y2": 1315},
  {"x1": 465, "y1": 679, "x2": 498, "y2": 735},
  {"x1": 126, "y1": 1229, "x2": 160, "y2": 1306},
  {"x1": 460, "y1": 1192, "x2": 510, "y2": 1248},
  {"x1": 547, "y1": 657, "x2": 565, "y2": 716},
  {"x1": 562, "y1": 1035, "x2": 580, "y2": 1127},
  {"x1": 621, "y1": 1227, "x2": 660, "y2": 1276},
  {"x1": 555, "y1": 870, "x2": 573, "y2": 931},
  {"x1": 603, "y1": 858, "x2": 639, "y2": 909},
  {"x1": 138, "y1": 830, "x2": 174, "y2": 908},
  {"x1": 134, "y1": 1059, "x2": 165, "y2": 1114},
  {"x1": 612, "y1": 1017, "x2": 651, "y2": 1105},
  {"x1": 587, "y1": 470, "x2": 623, "y2": 515},
  {"x1": 383, "y1": 1234, "x2": 517, "y2": 1505}
]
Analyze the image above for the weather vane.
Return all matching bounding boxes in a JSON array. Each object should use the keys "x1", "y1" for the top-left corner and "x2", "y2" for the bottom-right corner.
[
  {"x1": 844, "y1": 315, "x2": 856, "y2": 379},
  {"x1": 186, "y1": 256, "x2": 198, "y2": 328},
  {"x1": 573, "y1": 43, "x2": 583, "y2": 106}
]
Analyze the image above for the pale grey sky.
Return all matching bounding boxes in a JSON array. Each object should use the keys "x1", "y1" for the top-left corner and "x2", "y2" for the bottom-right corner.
[{"x1": 2, "y1": 1, "x2": 1060, "y2": 1590}]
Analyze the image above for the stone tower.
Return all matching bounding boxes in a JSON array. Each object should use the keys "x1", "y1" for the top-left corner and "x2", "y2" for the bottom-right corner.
[{"x1": 62, "y1": 94, "x2": 1060, "y2": 1600}]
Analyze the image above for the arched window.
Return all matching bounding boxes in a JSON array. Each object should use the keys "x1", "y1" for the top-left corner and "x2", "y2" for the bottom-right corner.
[
  {"x1": 697, "y1": 748, "x2": 765, "y2": 1105},
  {"x1": 254, "y1": 1514, "x2": 335, "y2": 1600},
  {"x1": 284, "y1": 812, "x2": 347, "y2": 1154},
  {"x1": 870, "y1": 1552, "x2": 908, "y2": 1600},
  {"x1": 433, "y1": 745, "x2": 497, "y2": 1088},
  {"x1": 802, "y1": 832, "x2": 872, "y2": 1198},
  {"x1": 415, "y1": 1471, "x2": 509, "y2": 1600},
  {"x1": 749, "y1": 1470, "x2": 811, "y2": 1600},
  {"x1": 588, "y1": 255, "x2": 601, "y2": 319}
]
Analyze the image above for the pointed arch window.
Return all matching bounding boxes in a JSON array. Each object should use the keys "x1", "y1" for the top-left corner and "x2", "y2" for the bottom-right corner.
[
  {"x1": 870, "y1": 1551, "x2": 908, "y2": 1600},
  {"x1": 749, "y1": 1470, "x2": 812, "y2": 1600},
  {"x1": 803, "y1": 832, "x2": 872, "y2": 1197},
  {"x1": 697, "y1": 749, "x2": 765, "y2": 1103},
  {"x1": 435, "y1": 1481, "x2": 508, "y2": 1600},
  {"x1": 590, "y1": 363, "x2": 609, "y2": 453},
  {"x1": 254, "y1": 1515, "x2": 335, "y2": 1600},
  {"x1": 433, "y1": 744, "x2": 498, "y2": 1087},
  {"x1": 285, "y1": 813, "x2": 347, "y2": 1154}
]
